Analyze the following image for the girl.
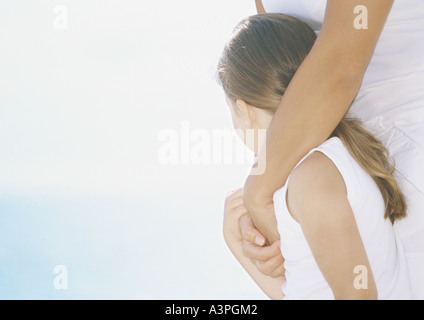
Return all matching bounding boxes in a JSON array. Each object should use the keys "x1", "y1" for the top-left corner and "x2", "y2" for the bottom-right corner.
[
  {"x1": 241, "y1": 0, "x2": 424, "y2": 299},
  {"x1": 219, "y1": 13, "x2": 412, "y2": 300}
]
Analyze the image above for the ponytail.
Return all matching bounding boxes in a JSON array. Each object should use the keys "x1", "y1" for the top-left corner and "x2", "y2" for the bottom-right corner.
[{"x1": 332, "y1": 118, "x2": 407, "y2": 224}]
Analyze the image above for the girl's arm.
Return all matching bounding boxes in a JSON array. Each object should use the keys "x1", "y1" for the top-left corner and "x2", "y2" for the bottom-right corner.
[
  {"x1": 223, "y1": 189, "x2": 285, "y2": 300},
  {"x1": 244, "y1": 0, "x2": 394, "y2": 244},
  {"x1": 287, "y1": 151, "x2": 378, "y2": 299}
]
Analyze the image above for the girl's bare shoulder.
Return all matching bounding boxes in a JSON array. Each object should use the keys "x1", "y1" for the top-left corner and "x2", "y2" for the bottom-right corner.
[{"x1": 286, "y1": 151, "x2": 348, "y2": 220}]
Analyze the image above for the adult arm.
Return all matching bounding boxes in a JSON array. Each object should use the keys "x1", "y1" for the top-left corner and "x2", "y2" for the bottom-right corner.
[
  {"x1": 255, "y1": 0, "x2": 266, "y2": 14},
  {"x1": 244, "y1": 0, "x2": 394, "y2": 244}
]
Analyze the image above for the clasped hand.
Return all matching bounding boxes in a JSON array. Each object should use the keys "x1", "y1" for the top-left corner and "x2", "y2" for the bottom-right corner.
[{"x1": 223, "y1": 188, "x2": 285, "y2": 278}]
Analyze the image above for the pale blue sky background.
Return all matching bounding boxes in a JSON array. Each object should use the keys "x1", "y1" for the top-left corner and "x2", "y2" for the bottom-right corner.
[{"x1": 0, "y1": 0, "x2": 269, "y2": 299}]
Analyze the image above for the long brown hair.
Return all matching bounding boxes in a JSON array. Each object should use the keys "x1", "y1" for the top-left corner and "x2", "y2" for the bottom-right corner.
[{"x1": 217, "y1": 13, "x2": 406, "y2": 224}]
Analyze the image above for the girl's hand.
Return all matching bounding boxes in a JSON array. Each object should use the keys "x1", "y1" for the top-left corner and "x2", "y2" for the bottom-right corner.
[
  {"x1": 223, "y1": 189, "x2": 285, "y2": 279},
  {"x1": 223, "y1": 188, "x2": 286, "y2": 300},
  {"x1": 223, "y1": 188, "x2": 248, "y2": 245},
  {"x1": 239, "y1": 213, "x2": 285, "y2": 279}
]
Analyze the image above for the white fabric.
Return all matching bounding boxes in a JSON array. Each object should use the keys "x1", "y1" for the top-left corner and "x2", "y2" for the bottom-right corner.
[
  {"x1": 263, "y1": 0, "x2": 424, "y2": 299},
  {"x1": 273, "y1": 137, "x2": 412, "y2": 300}
]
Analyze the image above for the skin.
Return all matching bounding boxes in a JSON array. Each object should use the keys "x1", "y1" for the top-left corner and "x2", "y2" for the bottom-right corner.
[
  {"x1": 224, "y1": 99, "x2": 378, "y2": 299},
  {"x1": 239, "y1": 0, "x2": 395, "y2": 277},
  {"x1": 224, "y1": 188, "x2": 285, "y2": 300},
  {"x1": 255, "y1": 0, "x2": 266, "y2": 14}
]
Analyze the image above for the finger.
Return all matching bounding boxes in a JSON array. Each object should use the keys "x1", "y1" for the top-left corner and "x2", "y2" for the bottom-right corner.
[
  {"x1": 241, "y1": 238, "x2": 281, "y2": 261},
  {"x1": 232, "y1": 204, "x2": 249, "y2": 216},
  {"x1": 270, "y1": 264, "x2": 286, "y2": 279},
  {"x1": 226, "y1": 188, "x2": 243, "y2": 200},
  {"x1": 239, "y1": 214, "x2": 266, "y2": 246},
  {"x1": 255, "y1": 242, "x2": 285, "y2": 277},
  {"x1": 267, "y1": 241, "x2": 285, "y2": 278},
  {"x1": 229, "y1": 196, "x2": 244, "y2": 210},
  {"x1": 256, "y1": 255, "x2": 284, "y2": 277},
  {"x1": 225, "y1": 189, "x2": 244, "y2": 210}
]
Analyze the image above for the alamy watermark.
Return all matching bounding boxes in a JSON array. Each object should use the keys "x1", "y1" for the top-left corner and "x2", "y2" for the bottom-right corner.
[
  {"x1": 354, "y1": 5, "x2": 368, "y2": 30},
  {"x1": 53, "y1": 265, "x2": 68, "y2": 290},
  {"x1": 353, "y1": 265, "x2": 369, "y2": 290},
  {"x1": 158, "y1": 121, "x2": 267, "y2": 175},
  {"x1": 53, "y1": 5, "x2": 68, "y2": 30}
]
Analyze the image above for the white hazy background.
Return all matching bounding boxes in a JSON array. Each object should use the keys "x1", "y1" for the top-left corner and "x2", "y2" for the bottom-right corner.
[{"x1": 0, "y1": 0, "x2": 268, "y2": 299}]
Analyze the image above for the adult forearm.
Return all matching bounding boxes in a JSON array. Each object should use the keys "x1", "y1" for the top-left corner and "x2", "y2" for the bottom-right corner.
[
  {"x1": 255, "y1": 0, "x2": 266, "y2": 14},
  {"x1": 244, "y1": 44, "x2": 364, "y2": 243}
]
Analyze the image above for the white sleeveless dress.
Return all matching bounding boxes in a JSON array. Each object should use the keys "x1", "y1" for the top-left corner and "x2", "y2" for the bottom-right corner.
[
  {"x1": 262, "y1": 0, "x2": 424, "y2": 299},
  {"x1": 273, "y1": 137, "x2": 412, "y2": 300}
]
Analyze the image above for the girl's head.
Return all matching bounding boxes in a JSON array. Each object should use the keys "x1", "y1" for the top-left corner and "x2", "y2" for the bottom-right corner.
[
  {"x1": 217, "y1": 13, "x2": 407, "y2": 224},
  {"x1": 217, "y1": 13, "x2": 316, "y2": 151}
]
